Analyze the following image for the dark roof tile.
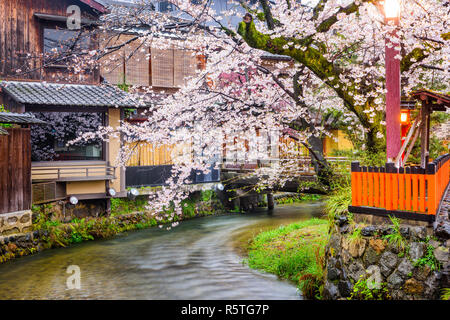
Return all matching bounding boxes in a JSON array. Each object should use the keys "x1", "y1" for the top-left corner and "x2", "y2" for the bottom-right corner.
[
  {"x1": 1, "y1": 81, "x2": 144, "y2": 108},
  {"x1": 0, "y1": 112, "x2": 47, "y2": 124}
]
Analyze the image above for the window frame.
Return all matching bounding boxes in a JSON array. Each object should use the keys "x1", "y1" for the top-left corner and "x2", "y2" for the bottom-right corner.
[{"x1": 40, "y1": 21, "x2": 92, "y2": 69}]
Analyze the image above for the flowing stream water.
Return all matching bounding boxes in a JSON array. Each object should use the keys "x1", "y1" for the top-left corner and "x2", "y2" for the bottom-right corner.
[{"x1": 0, "y1": 202, "x2": 324, "y2": 300}]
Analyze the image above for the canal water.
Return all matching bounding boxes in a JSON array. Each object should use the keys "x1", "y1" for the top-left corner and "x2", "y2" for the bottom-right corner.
[{"x1": 0, "y1": 202, "x2": 324, "y2": 300}]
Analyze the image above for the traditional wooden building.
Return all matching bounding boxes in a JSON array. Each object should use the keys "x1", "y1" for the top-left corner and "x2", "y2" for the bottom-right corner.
[
  {"x1": 0, "y1": 0, "x2": 106, "y2": 83},
  {"x1": 0, "y1": 0, "x2": 222, "y2": 216},
  {"x1": 0, "y1": 112, "x2": 46, "y2": 234},
  {"x1": 0, "y1": 0, "x2": 143, "y2": 215}
]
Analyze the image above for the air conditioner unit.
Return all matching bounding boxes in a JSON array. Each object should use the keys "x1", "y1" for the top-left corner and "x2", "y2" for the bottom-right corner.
[{"x1": 32, "y1": 182, "x2": 66, "y2": 204}]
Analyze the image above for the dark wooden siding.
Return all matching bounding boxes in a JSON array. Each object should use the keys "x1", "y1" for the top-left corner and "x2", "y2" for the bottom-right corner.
[
  {"x1": 125, "y1": 164, "x2": 220, "y2": 188},
  {"x1": 0, "y1": 0, "x2": 99, "y2": 83},
  {"x1": 0, "y1": 128, "x2": 32, "y2": 214}
]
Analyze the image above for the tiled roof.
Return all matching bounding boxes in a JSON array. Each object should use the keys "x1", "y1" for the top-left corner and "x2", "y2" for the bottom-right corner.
[
  {"x1": 78, "y1": 0, "x2": 107, "y2": 13},
  {"x1": 0, "y1": 112, "x2": 47, "y2": 124},
  {"x1": 0, "y1": 81, "x2": 143, "y2": 108}
]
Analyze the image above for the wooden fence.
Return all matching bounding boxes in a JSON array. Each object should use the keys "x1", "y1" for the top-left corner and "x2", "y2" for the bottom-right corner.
[
  {"x1": 0, "y1": 128, "x2": 31, "y2": 214},
  {"x1": 349, "y1": 154, "x2": 450, "y2": 221}
]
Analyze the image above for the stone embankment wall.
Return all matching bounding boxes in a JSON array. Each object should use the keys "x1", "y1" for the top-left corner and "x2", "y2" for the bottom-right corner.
[
  {"x1": 0, "y1": 198, "x2": 226, "y2": 264},
  {"x1": 0, "y1": 210, "x2": 32, "y2": 235},
  {"x1": 323, "y1": 214, "x2": 449, "y2": 300}
]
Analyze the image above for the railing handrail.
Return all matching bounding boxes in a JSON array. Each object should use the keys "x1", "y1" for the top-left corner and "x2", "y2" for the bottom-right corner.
[{"x1": 32, "y1": 165, "x2": 116, "y2": 181}]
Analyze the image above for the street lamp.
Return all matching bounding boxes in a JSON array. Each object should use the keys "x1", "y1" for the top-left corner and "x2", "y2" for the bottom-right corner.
[
  {"x1": 383, "y1": 0, "x2": 402, "y2": 163},
  {"x1": 127, "y1": 188, "x2": 139, "y2": 200},
  {"x1": 384, "y1": 0, "x2": 401, "y2": 20},
  {"x1": 400, "y1": 111, "x2": 409, "y2": 124}
]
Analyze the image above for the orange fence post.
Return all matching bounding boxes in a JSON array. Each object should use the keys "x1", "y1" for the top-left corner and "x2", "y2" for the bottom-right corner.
[
  {"x1": 380, "y1": 167, "x2": 385, "y2": 208},
  {"x1": 419, "y1": 169, "x2": 426, "y2": 213},
  {"x1": 385, "y1": 164, "x2": 392, "y2": 210},
  {"x1": 405, "y1": 167, "x2": 412, "y2": 211},
  {"x1": 351, "y1": 162, "x2": 360, "y2": 206},
  {"x1": 392, "y1": 171, "x2": 399, "y2": 211},
  {"x1": 368, "y1": 167, "x2": 374, "y2": 207},
  {"x1": 412, "y1": 167, "x2": 419, "y2": 212},
  {"x1": 398, "y1": 167, "x2": 405, "y2": 211},
  {"x1": 362, "y1": 166, "x2": 368, "y2": 206},
  {"x1": 374, "y1": 167, "x2": 380, "y2": 207}
]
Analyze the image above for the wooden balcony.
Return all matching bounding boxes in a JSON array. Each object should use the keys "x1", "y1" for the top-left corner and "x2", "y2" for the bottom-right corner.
[{"x1": 31, "y1": 161, "x2": 116, "y2": 182}]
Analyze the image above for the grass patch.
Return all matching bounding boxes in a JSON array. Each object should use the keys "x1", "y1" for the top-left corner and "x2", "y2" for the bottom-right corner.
[
  {"x1": 325, "y1": 183, "x2": 352, "y2": 227},
  {"x1": 441, "y1": 288, "x2": 450, "y2": 300},
  {"x1": 275, "y1": 194, "x2": 322, "y2": 205},
  {"x1": 349, "y1": 275, "x2": 391, "y2": 300},
  {"x1": 414, "y1": 243, "x2": 441, "y2": 271},
  {"x1": 245, "y1": 218, "x2": 329, "y2": 299},
  {"x1": 383, "y1": 216, "x2": 408, "y2": 256}
]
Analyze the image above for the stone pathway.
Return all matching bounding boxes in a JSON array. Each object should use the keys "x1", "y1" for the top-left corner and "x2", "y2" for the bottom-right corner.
[{"x1": 434, "y1": 183, "x2": 450, "y2": 239}]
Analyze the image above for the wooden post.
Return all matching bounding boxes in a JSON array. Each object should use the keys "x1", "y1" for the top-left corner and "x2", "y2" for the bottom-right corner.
[
  {"x1": 385, "y1": 26, "x2": 402, "y2": 162},
  {"x1": 426, "y1": 163, "x2": 437, "y2": 215},
  {"x1": 420, "y1": 103, "x2": 430, "y2": 168},
  {"x1": 351, "y1": 162, "x2": 360, "y2": 206},
  {"x1": 105, "y1": 198, "x2": 111, "y2": 216},
  {"x1": 267, "y1": 193, "x2": 274, "y2": 210},
  {"x1": 395, "y1": 109, "x2": 421, "y2": 167}
]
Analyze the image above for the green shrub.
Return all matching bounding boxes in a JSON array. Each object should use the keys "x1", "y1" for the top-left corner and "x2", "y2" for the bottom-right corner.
[
  {"x1": 325, "y1": 184, "x2": 352, "y2": 223},
  {"x1": 348, "y1": 227, "x2": 362, "y2": 242},
  {"x1": 414, "y1": 244, "x2": 441, "y2": 271},
  {"x1": 349, "y1": 275, "x2": 391, "y2": 300},
  {"x1": 383, "y1": 216, "x2": 408, "y2": 255},
  {"x1": 110, "y1": 196, "x2": 149, "y2": 216},
  {"x1": 200, "y1": 190, "x2": 216, "y2": 201},
  {"x1": 441, "y1": 288, "x2": 450, "y2": 300},
  {"x1": 275, "y1": 194, "x2": 321, "y2": 205}
]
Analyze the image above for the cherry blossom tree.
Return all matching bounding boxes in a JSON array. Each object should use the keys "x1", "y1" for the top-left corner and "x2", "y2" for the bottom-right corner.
[
  {"x1": 92, "y1": 0, "x2": 448, "y2": 175},
  {"x1": 15, "y1": 0, "x2": 450, "y2": 222}
]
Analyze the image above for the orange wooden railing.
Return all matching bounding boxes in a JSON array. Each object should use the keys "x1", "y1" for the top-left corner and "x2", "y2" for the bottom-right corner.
[{"x1": 351, "y1": 154, "x2": 450, "y2": 217}]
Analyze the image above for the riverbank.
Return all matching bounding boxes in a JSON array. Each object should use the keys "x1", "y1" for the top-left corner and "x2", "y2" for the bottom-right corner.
[
  {"x1": 0, "y1": 203, "x2": 315, "y2": 299},
  {"x1": 274, "y1": 193, "x2": 322, "y2": 205},
  {"x1": 0, "y1": 192, "x2": 227, "y2": 264},
  {"x1": 245, "y1": 218, "x2": 329, "y2": 299}
]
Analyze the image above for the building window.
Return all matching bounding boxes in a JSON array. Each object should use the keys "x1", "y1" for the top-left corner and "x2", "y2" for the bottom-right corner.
[
  {"x1": 151, "y1": 48, "x2": 197, "y2": 88},
  {"x1": 43, "y1": 28, "x2": 90, "y2": 66},
  {"x1": 100, "y1": 34, "x2": 199, "y2": 88},
  {"x1": 158, "y1": 1, "x2": 174, "y2": 12},
  {"x1": 30, "y1": 112, "x2": 103, "y2": 161}
]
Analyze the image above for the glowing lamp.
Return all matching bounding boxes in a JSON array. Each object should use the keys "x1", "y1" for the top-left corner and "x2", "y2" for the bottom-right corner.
[
  {"x1": 400, "y1": 111, "x2": 408, "y2": 124},
  {"x1": 127, "y1": 188, "x2": 139, "y2": 200},
  {"x1": 69, "y1": 196, "x2": 78, "y2": 205},
  {"x1": 384, "y1": 0, "x2": 401, "y2": 20},
  {"x1": 108, "y1": 188, "x2": 116, "y2": 197},
  {"x1": 216, "y1": 183, "x2": 224, "y2": 191}
]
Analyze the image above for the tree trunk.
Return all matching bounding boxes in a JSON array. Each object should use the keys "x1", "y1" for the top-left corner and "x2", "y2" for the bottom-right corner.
[{"x1": 307, "y1": 134, "x2": 333, "y2": 187}]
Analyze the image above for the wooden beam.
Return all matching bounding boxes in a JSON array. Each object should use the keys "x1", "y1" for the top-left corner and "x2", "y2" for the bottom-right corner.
[
  {"x1": 420, "y1": 103, "x2": 430, "y2": 168},
  {"x1": 403, "y1": 122, "x2": 421, "y2": 165},
  {"x1": 348, "y1": 206, "x2": 435, "y2": 223},
  {"x1": 395, "y1": 109, "x2": 421, "y2": 167}
]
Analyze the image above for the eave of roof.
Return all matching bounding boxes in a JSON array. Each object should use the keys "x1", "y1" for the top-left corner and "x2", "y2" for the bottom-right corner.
[
  {"x1": 410, "y1": 89, "x2": 450, "y2": 111},
  {"x1": 411, "y1": 89, "x2": 450, "y2": 105},
  {"x1": 79, "y1": 0, "x2": 108, "y2": 13},
  {"x1": 0, "y1": 81, "x2": 144, "y2": 108},
  {"x1": 0, "y1": 112, "x2": 47, "y2": 125},
  {"x1": 34, "y1": 13, "x2": 98, "y2": 26}
]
